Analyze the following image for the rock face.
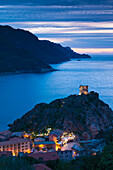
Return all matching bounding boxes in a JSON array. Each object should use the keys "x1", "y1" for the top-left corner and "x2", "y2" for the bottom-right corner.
[
  {"x1": 0, "y1": 25, "x2": 91, "y2": 74},
  {"x1": 65, "y1": 47, "x2": 91, "y2": 59},
  {"x1": 9, "y1": 91, "x2": 113, "y2": 140},
  {"x1": 82, "y1": 132, "x2": 90, "y2": 140}
]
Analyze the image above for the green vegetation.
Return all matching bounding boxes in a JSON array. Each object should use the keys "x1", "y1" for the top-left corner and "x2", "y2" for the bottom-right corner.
[
  {"x1": 0, "y1": 156, "x2": 34, "y2": 170},
  {"x1": 46, "y1": 142, "x2": 113, "y2": 170}
]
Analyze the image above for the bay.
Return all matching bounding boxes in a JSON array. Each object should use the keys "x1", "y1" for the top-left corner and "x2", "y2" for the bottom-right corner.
[{"x1": 0, "y1": 55, "x2": 113, "y2": 131}]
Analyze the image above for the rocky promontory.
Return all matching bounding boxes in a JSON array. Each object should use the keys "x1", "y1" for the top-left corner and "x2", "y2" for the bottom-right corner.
[
  {"x1": 0, "y1": 25, "x2": 91, "y2": 74},
  {"x1": 9, "y1": 91, "x2": 113, "y2": 140},
  {"x1": 65, "y1": 47, "x2": 91, "y2": 59}
]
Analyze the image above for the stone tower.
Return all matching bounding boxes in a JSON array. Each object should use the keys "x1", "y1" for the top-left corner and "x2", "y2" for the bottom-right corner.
[{"x1": 79, "y1": 85, "x2": 89, "y2": 95}]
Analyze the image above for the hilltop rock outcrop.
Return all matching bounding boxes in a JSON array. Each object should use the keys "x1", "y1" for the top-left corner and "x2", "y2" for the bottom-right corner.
[{"x1": 9, "y1": 91, "x2": 113, "y2": 140}]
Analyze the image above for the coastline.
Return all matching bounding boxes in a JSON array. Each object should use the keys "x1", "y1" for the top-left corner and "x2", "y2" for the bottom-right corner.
[{"x1": 1, "y1": 57, "x2": 113, "y2": 132}]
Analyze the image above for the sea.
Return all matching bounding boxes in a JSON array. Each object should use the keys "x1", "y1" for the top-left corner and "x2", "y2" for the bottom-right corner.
[
  {"x1": 0, "y1": 55, "x2": 113, "y2": 131},
  {"x1": 0, "y1": 4, "x2": 113, "y2": 131}
]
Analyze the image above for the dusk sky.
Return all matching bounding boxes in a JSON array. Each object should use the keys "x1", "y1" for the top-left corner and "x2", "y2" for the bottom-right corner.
[{"x1": 0, "y1": 0, "x2": 113, "y2": 54}]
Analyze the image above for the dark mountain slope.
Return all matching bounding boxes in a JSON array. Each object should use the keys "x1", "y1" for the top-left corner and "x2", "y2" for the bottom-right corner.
[
  {"x1": 0, "y1": 25, "x2": 91, "y2": 74},
  {"x1": 0, "y1": 26, "x2": 55, "y2": 73},
  {"x1": 0, "y1": 25, "x2": 70, "y2": 65},
  {"x1": 9, "y1": 92, "x2": 113, "y2": 140},
  {"x1": 65, "y1": 47, "x2": 91, "y2": 59}
]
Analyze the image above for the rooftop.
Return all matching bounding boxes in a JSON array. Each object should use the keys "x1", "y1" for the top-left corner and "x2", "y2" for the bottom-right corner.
[
  {"x1": 27, "y1": 152, "x2": 59, "y2": 162},
  {"x1": 0, "y1": 130, "x2": 11, "y2": 137},
  {"x1": 72, "y1": 143, "x2": 84, "y2": 151},
  {"x1": 34, "y1": 141, "x2": 55, "y2": 145},
  {"x1": 0, "y1": 135, "x2": 6, "y2": 140},
  {"x1": 50, "y1": 129, "x2": 63, "y2": 136},
  {"x1": 32, "y1": 164, "x2": 52, "y2": 170},
  {"x1": 0, "y1": 137, "x2": 30, "y2": 146}
]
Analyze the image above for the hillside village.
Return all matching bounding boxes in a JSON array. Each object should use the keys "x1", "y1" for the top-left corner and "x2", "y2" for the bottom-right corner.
[
  {"x1": 0, "y1": 128, "x2": 106, "y2": 161},
  {"x1": 0, "y1": 86, "x2": 112, "y2": 169}
]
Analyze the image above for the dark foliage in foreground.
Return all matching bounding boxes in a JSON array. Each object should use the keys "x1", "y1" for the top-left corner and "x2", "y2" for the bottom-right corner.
[
  {"x1": 0, "y1": 156, "x2": 34, "y2": 170},
  {"x1": 46, "y1": 141, "x2": 113, "y2": 170}
]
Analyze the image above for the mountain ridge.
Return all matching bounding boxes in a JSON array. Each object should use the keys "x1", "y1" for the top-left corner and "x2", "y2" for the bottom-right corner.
[{"x1": 0, "y1": 25, "x2": 91, "y2": 74}]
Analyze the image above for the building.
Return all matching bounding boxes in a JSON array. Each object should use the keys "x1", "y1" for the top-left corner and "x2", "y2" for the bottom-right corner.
[
  {"x1": 11, "y1": 132, "x2": 23, "y2": 138},
  {"x1": 49, "y1": 133, "x2": 59, "y2": 144},
  {"x1": 79, "y1": 85, "x2": 89, "y2": 95},
  {"x1": 0, "y1": 130, "x2": 12, "y2": 142},
  {"x1": 32, "y1": 164, "x2": 52, "y2": 170},
  {"x1": 49, "y1": 129, "x2": 64, "y2": 142},
  {"x1": 57, "y1": 150, "x2": 73, "y2": 161},
  {"x1": 0, "y1": 137, "x2": 31, "y2": 156},
  {"x1": 71, "y1": 142, "x2": 84, "y2": 156},
  {"x1": 34, "y1": 137, "x2": 45, "y2": 142},
  {"x1": 27, "y1": 151, "x2": 59, "y2": 162},
  {"x1": 34, "y1": 141, "x2": 55, "y2": 150},
  {"x1": 23, "y1": 133, "x2": 31, "y2": 139}
]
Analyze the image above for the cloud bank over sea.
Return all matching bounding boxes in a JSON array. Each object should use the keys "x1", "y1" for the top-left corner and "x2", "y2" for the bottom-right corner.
[{"x1": 0, "y1": 2, "x2": 113, "y2": 54}]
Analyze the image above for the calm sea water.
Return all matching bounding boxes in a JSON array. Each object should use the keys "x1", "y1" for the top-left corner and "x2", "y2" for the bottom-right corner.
[{"x1": 0, "y1": 55, "x2": 113, "y2": 131}]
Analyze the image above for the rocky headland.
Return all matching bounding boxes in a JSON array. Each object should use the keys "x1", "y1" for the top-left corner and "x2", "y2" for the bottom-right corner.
[
  {"x1": 0, "y1": 25, "x2": 91, "y2": 74},
  {"x1": 9, "y1": 91, "x2": 113, "y2": 140}
]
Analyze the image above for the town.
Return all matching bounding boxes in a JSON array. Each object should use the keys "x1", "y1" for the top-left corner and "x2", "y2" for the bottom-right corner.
[
  {"x1": 0, "y1": 86, "x2": 111, "y2": 169},
  {"x1": 0, "y1": 128, "x2": 104, "y2": 160}
]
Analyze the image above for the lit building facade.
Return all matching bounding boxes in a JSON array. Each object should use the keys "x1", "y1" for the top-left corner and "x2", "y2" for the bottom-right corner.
[
  {"x1": 0, "y1": 137, "x2": 31, "y2": 156},
  {"x1": 79, "y1": 85, "x2": 89, "y2": 95},
  {"x1": 34, "y1": 141, "x2": 55, "y2": 150}
]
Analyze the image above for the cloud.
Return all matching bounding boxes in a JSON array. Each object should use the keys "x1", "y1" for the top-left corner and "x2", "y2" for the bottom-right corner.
[
  {"x1": 39, "y1": 37, "x2": 72, "y2": 43},
  {"x1": 72, "y1": 48, "x2": 113, "y2": 54},
  {"x1": 0, "y1": 5, "x2": 113, "y2": 54}
]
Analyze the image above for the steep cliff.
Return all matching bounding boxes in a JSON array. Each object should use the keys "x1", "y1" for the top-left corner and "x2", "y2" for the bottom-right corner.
[
  {"x1": 9, "y1": 92, "x2": 113, "y2": 140},
  {"x1": 64, "y1": 47, "x2": 91, "y2": 59},
  {"x1": 0, "y1": 25, "x2": 55, "y2": 74},
  {"x1": 0, "y1": 25, "x2": 91, "y2": 74}
]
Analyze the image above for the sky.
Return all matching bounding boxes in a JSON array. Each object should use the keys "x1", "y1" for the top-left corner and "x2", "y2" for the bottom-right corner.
[{"x1": 0, "y1": 0, "x2": 113, "y2": 54}]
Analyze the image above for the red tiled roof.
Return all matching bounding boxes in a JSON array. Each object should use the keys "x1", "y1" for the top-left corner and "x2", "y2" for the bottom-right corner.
[
  {"x1": 0, "y1": 137, "x2": 30, "y2": 146},
  {"x1": 0, "y1": 130, "x2": 11, "y2": 136},
  {"x1": 0, "y1": 135, "x2": 6, "y2": 140},
  {"x1": 49, "y1": 133, "x2": 58, "y2": 137},
  {"x1": 27, "y1": 152, "x2": 59, "y2": 162},
  {"x1": 32, "y1": 164, "x2": 52, "y2": 170}
]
